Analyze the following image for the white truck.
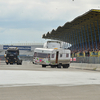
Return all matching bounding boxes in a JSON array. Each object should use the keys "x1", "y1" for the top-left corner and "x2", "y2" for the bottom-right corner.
[
  {"x1": 33, "y1": 41, "x2": 71, "y2": 68},
  {"x1": 43, "y1": 41, "x2": 63, "y2": 48}
]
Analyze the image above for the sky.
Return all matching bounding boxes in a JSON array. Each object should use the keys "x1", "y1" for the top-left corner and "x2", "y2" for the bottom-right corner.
[{"x1": 0, "y1": 0, "x2": 100, "y2": 44}]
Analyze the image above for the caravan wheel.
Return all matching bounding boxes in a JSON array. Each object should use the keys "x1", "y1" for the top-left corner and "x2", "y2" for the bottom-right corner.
[
  {"x1": 66, "y1": 64, "x2": 70, "y2": 68},
  {"x1": 57, "y1": 64, "x2": 61, "y2": 68},
  {"x1": 63, "y1": 64, "x2": 70, "y2": 68},
  {"x1": 42, "y1": 65, "x2": 46, "y2": 68},
  {"x1": 51, "y1": 65, "x2": 56, "y2": 68},
  {"x1": 63, "y1": 65, "x2": 67, "y2": 68}
]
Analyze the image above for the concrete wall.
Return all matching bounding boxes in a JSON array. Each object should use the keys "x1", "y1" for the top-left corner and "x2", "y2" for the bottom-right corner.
[{"x1": 71, "y1": 63, "x2": 100, "y2": 71}]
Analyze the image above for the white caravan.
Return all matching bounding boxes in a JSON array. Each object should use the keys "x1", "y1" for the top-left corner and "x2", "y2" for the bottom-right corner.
[{"x1": 33, "y1": 47, "x2": 71, "y2": 68}]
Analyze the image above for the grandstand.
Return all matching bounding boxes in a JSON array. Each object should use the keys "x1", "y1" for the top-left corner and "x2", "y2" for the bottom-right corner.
[
  {"x1": 42, "y1": 9, "x2": 100, "y2": 57},
  {"x1": 42, "y1": 9, "x2": 100, "y2": 63}
]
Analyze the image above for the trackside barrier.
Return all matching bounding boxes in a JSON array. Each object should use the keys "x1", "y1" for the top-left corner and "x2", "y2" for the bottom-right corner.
[
  {"x1": 70, "y1": 58, "x2": 77, "y2": 62},
  {"x1": 1, "y1": 56, "x2": 100, "y2": 64},
  {"x1": 70, "y1": 58, "x2": 72, "y2": 61},
  {"x1": 20, "y1": 56, "x2": 33, "y2": 61},
  {"x1": 0, "y1": 56, "x2": 33, "y2": 61},
  {"x1": 71, "y1": 63, "x2": 100, "y2": 71},
  {"x1": 71, "y1": 57, "x2": 100, "y2": 64},
  {"x1": 73, "y1": 57, "x2": 76, "y2": 61}
]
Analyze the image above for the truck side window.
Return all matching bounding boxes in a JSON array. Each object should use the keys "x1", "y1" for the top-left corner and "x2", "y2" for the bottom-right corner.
[
  {"x1": 66, "y1": 53, "x2": 69, "y2": 57},
  {"x1": 60, "y1": 54, "x2": 62, "y2": 57},
  {"x1": 52, "y1": 54, "x2": 54, "y2": 58}
]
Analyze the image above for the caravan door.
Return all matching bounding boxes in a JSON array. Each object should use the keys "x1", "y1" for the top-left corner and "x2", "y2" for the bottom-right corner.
[{"x1": 55, "y1": 51, "x2": 59, "y2": 63}]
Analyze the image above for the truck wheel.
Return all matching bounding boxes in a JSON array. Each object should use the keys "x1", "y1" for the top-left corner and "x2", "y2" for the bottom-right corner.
[
  {"x1": 42, "y1": 65, "x2": 46, "y2": 68},
  {"x1": 6, "y1": 62, "x2": 8, "y2": 65},
  {"x1": 10, "y1": 63, "x2": 13, "y2": 65}
]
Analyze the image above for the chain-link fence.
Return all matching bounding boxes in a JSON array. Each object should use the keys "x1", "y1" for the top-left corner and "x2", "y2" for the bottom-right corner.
[
  {"x1": 1, "y1": 55, "x2": 100, "y2": 64},
  {"x1": 20, "y1": 56, "x2": 33, "y2": 61},
  {"x1": 71, "y1": 57, "x2": 100, "y2": 64},
  {"x1": 0, "y1": 56, "x2": 5, "y2": 60}
]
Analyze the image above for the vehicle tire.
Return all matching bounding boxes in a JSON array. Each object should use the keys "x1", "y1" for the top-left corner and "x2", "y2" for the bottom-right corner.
[
  {"x1": 6, "y1": 62, "x2": 8, "y2": 65},
  {"x1": 63, "y1": 65, "x2": 67, "y2": 68},
  {"x1": 10, "y1": 63, "x2": 13, "y2": 65},
  {"x1": 57, "y1": 64, "x2": 61, "y2": 68},
  {"x1": 63, "y1": 64, "x2": 70, "y2": 68},
  {"x1": 66, "y1": 64, "x2": 70, "y2": 68},
  {"x1": 51, "y1": 65, "x2": 56, "y2": 68},
  {"x1": 42, "y1": 65, "x2": 46, "y2": 68}
]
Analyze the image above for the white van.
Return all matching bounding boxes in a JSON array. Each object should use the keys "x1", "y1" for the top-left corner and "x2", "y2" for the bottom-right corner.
[{"x1": 33, "y1": 48, "x2": 71, "y2": 68}]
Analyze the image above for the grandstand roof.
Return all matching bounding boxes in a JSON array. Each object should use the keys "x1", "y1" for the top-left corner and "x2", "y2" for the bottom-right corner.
[{"x1": 42, "y1": 9, "x2": 100, "y2": 46}]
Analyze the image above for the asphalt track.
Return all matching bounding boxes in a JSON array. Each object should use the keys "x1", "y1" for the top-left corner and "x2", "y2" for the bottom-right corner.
[{"x1": 0, "y1": 61, "x2": 100, "y2": 100}]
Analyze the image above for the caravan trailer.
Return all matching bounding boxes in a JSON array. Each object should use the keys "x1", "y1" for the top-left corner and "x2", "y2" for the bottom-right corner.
[{"x1": 33, "y1": 47, "x2": 71, "y2": 68}]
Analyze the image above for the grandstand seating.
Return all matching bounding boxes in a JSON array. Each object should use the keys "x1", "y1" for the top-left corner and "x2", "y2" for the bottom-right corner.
[{"x1": 42, "y1": 9, "x2": 100, "y2": 58}]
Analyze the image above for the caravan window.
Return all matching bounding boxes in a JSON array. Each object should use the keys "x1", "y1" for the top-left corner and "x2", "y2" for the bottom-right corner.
[
  {"x1": 66, "y1": 53, "x2": 69, "y2": 57},
  {"x1": 35, "y1": 53, "x2": 50, "y2": 58},
  {"x1": 34, "y1": 52, "x2": 37, "y2": 57},
  {"x1": 52, "y1": 54, "x2": 55, "y2": 58}
]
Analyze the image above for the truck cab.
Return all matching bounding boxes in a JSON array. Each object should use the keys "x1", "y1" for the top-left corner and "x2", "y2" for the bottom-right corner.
[{"x1": 4, "y1": 47, "x2": 22, "y2": 65}]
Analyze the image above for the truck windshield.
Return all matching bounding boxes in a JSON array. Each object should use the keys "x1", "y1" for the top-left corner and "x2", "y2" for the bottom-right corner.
[
  {"x1": 7, "y1": 51, "x2": 17, "y2": 55},
  {"x1": 34, "y1": 52, "x2": 50, "y2": 58}
]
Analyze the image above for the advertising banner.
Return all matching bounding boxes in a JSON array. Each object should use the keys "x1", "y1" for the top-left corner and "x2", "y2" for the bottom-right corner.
[{"x1": 3, "y1": 45, "x2": 31, "y2": 51}]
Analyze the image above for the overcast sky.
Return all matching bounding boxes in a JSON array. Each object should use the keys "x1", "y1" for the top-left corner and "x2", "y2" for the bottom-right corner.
[{"x1": 0, "y1": 0, "x2": 100, "y2": 44}]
